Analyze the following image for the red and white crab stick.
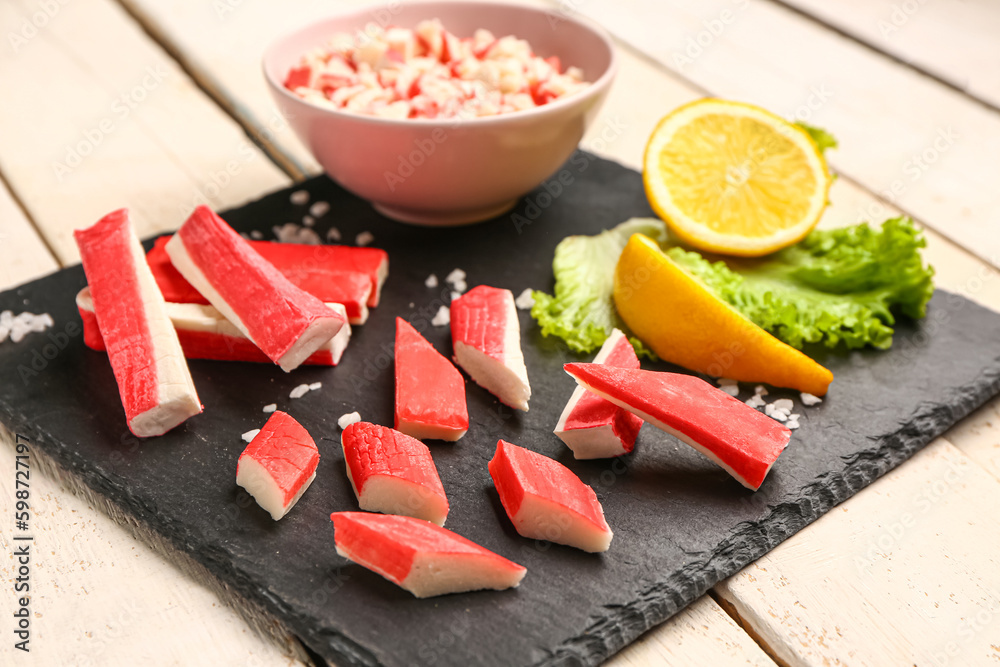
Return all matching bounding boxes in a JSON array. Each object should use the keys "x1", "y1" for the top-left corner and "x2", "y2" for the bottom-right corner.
[
  {"x1": 77, "y1": 288, "x2": 351, "y2": 367},
  {"x1": 564, "y1": 364, "x2": 791, "y2": 491},
  {"x1": 554, "y1": 329, "x2": 643, "y2": 459},
  {"x1": 489, "y1": 440, "x2": 613, "y2": 553},
  {"x1": 341, "y1": 421, "x2": 450, "y2": 526},
  {"x1": 147, "y1": 237, "x2": 377, "y2": 324},
  {"x1": 165, "y1": 206, "x2": 346, "y2": 372},
  {"x1": 73, "y1": 209, "x2": 201, "y2": 437},
  {"x1": 450, "y1": 285, "x2": 531, "y2": 411},
  {"x1": 395, "y1": 318, "x2": 468, "y2": 441},
  {"x1": 331, "y1": 512, "x2": 526, "y2": 598},
  {"x1": 237, "y1": 411, "x2": 319, "y2": 520}
]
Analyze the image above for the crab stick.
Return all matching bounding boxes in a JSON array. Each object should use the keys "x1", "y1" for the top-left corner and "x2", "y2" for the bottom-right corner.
[
  {"x1": 450, "y1": 286, "x2": 530, "y2": 411},
  {"x1": 331, "y1": 512, "x2": 526, "y2": 598},
  {"x1": 77, "y1": 288, "x2": 351, "y2": 366},
  {"x1": 237, "y1": 411, "x2": 319, "y2": 520},
  {"x1": 73, "y1": 209, "x2": 201, "y2": 437},
  {"x1": 249, "y1": 240, "x2": 388, "y2": 308},
  {"x1": 395, "y1": 318, "x2": 468, "y2": 441},
  {"x1": 564, "y1": 364, "x2": 791, "y2": 491},
  {"x1": 147, "y1": 237, "x2": 375, "y2": 324},
  {"x1": 165, "y1": 206, "x2": 345, "y2": 372},
  {"x1": 554, "y1": 329, "x2": 643, "y2": 459},
  {"x1": 341, "y1": 422, "x2": 449, "y2": 526},
  {"x1": 489, "y1": 440, "x2": 613, "y2": 553}
]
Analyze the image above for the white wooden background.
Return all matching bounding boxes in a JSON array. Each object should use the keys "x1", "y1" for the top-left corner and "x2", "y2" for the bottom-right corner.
[{"x1": 1, "y1": 0, "x2": 999, "y2": 665}]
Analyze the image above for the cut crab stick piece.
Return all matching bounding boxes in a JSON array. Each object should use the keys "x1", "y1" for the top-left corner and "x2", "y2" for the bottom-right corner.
[
  {"x1": 331, "y1": 512, "x2": 526, "y2": 598},
  {"x1": 395, "y1": 318, "x2": 468, "y2": 441},
  {"x1": 489, "y1": 440, "x2": 613, "y2": 553},
  {"x1": 450, "y1": 285, "x2": 530, "y2": 411},
  {"x1": 554, "y1": 329, "x2": 643, "y2": 459},
  {"x1": 564, "y1": 364, "x2": 791, "y2": 491},
  {"x1": 147, "y1": 237, "x2": 374, "y2": 324},
  {"x1": 77, "y1": 288, "x2": 351, "y2": 366},
  {"x1": 73, "y1": 209, "x2": 201, "y2": 437},
  {"x1": 341, "y1": 422, "x2": 449, "y2": 525},
  {"x1": 250, "y1": 240, "x2": 388, "y2": 308},
  {"x1": 165, "y1": 206, "x2": 346, "y2": 372},
  {"x1": 237, "y1": 411, "x2": 319, "y2": 520}
]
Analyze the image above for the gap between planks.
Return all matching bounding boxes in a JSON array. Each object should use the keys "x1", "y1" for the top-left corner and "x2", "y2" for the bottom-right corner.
[
  {"x1": 709, "y1": 589, "x2": 791, "y2": 667},
  {"x1": 111, "y1": 0, "x2": 309, "y2": 182},
  {"x1": 0, "y1": 168, "x2": 62, "y2": 270}
]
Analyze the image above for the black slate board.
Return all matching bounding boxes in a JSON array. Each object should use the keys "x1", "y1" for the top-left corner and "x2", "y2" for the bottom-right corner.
[{"x1": 2, "y1": 153, "x2": 1000, "y2": 667}]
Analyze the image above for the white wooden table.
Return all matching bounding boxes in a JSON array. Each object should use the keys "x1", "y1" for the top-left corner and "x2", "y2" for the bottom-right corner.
[{"x1": 2, "y1": 1, "x2": 999, "y2": 665}]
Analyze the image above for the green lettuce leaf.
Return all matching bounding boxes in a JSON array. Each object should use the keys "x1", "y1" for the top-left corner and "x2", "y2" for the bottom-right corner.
[
  {"x1": 795, "y1": 122, "x2": 838, "y2": 155},
  {"x1": 531, "y1": 218, "x2": 667, "y2": 357},
  {"x1": 667, "y1": 217, "x2": 935, "y2": 350}
]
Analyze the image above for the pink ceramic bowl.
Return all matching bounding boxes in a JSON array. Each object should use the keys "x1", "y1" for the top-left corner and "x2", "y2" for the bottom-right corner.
[{"x1": 263, "y1": 1, "x2": 616, "y2": 225}]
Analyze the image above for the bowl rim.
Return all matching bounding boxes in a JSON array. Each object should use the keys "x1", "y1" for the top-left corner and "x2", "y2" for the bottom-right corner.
[{"x1": 261, "y1": 0, "x2": 618, "y2": 127}]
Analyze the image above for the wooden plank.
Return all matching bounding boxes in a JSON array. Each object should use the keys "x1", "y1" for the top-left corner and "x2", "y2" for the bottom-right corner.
[
  {"x1": 606, "y1": 595, "x2": 777, "y2": 667},
  {"x1": 782, "y1": 0, "x2": 1000, "y2": 109},
  {"x1": 944, "y1": 396, "x2": 1000, "y2": 485},
  {"x1": 715, "y1": 439, "x2": 1000, "y2": 666},
  {"x1": 0, "y1": 0, "x2": 291, "y2": 265},
  {"x1": 0, "y1": 179, "x2": 59, "y2": 290},
  {"x1": 0, "y1": 428, "x2": 309, "y2": 667},
  {"x1": 116, "y1": 0, "x2": 339, "y2": 177},
  {"x1": 568, "y1": 0, "x2": 1000, "y2": 271}
]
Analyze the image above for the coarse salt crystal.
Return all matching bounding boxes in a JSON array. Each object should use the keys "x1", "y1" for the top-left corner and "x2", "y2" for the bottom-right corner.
[
  {"x1": 262, "y1": 403, "x2": 277, "y2": 413},
  {"x1": 450, "y1": 291, "x2": 462, "y2": 302},
  {"x1": 290, "y1": 190, "x2": 310, "y2": 205},
  {"x1": 431, "y1": 305, "x2": 450, "y2": 327},
  {"x1": 289, "y1": 383, "x2": 311, "y2": 399},
  {"x1": 772, "y1": 398, "x2": 794, "y2": 412},
  {"x1": 788, "y1": 413, "x2": 800, "y2": 421},
  {"x1": 250, "y1": 230, "x2": 264, "y2": 239},
  {"x1": 338, "y1": 411, "x2": 361, "y2": 429},
  {"x1": 326, "y1": 227, "x2": 342, "y2": 242},
  {"x1": 746, "y1": 394, "x2": 766, "y2": 408},
  {"x1": 786, "y1": 420, "x2": 800, "y2": 430},
  {"x1": 720, "y1": 384, "x2": 739, "y2": 397},
  {"x1": 445, "y1": 268, "x2": 466, "y2": 285},
  {"x1": 754, "y1": 385, "x2": 769, "y2": 396},
  {"x1": 356, "y1": 231, "x2": 374, "y2": 246},
  {"x1": 273, "y1": 223, "x2": 321, "y2": 245},
  {"x1": 514, "y1": 288, "x2": 535, "y2": 310},
  {"x1": 451, "y1": 279, "x2": 467, "y2": 294},
  {"x1": 310, "y1": 201, "x2": 330, "y2": 217},
  {"x1": 800, "y1": 392, "x2": 823, "y2": 406},
  {"x1": 242, "y1": 429, "x2": 261, "y2": 443},
  {"x1": 303, "y1": 215, "x2": 315, "y2": 227},
  {"x1": 308, "y1": 382, "x2": 322, "y2": 391},
  {"x1": 425, "y1": 274, "x2": 439, "y2": 288},
  {"x1": 770, "y1": 410, "x2": 788, "y2": 422},
  {"x1": 717, "y1": 377, "x2": 738, "y2": 386}
]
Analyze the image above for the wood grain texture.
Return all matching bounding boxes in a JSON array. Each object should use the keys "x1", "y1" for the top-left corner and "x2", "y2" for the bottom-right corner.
[
  {"x1": 782, "y1": 0, "x2": 1000, "y2": 108},
  {"x1": 945, "y1": 396, "x2": 1000, "y2": 485},
  {"x1": 606, "y1": 595, "x2": 777, "y2": 667},
  {"x1": 0, "y1": 180, "x2": 59, "y2": 290},
  {"x1": 0, "y1": 428, "x2": 310, "y2": 667},
  {"x1": 0, "y1": 0, "x2": 290, "y2": 265},
  {"x1": 716, "y1": 439, "x2": 1000, "y2": 666},
  {"x1": 570, "y1": 0, "x2": 1000, "y2": 270}
]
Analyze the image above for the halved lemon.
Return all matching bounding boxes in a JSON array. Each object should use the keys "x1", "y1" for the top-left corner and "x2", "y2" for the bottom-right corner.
[{"x1": 643, "y1": 99, "x2": 831, "y2": 257}]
